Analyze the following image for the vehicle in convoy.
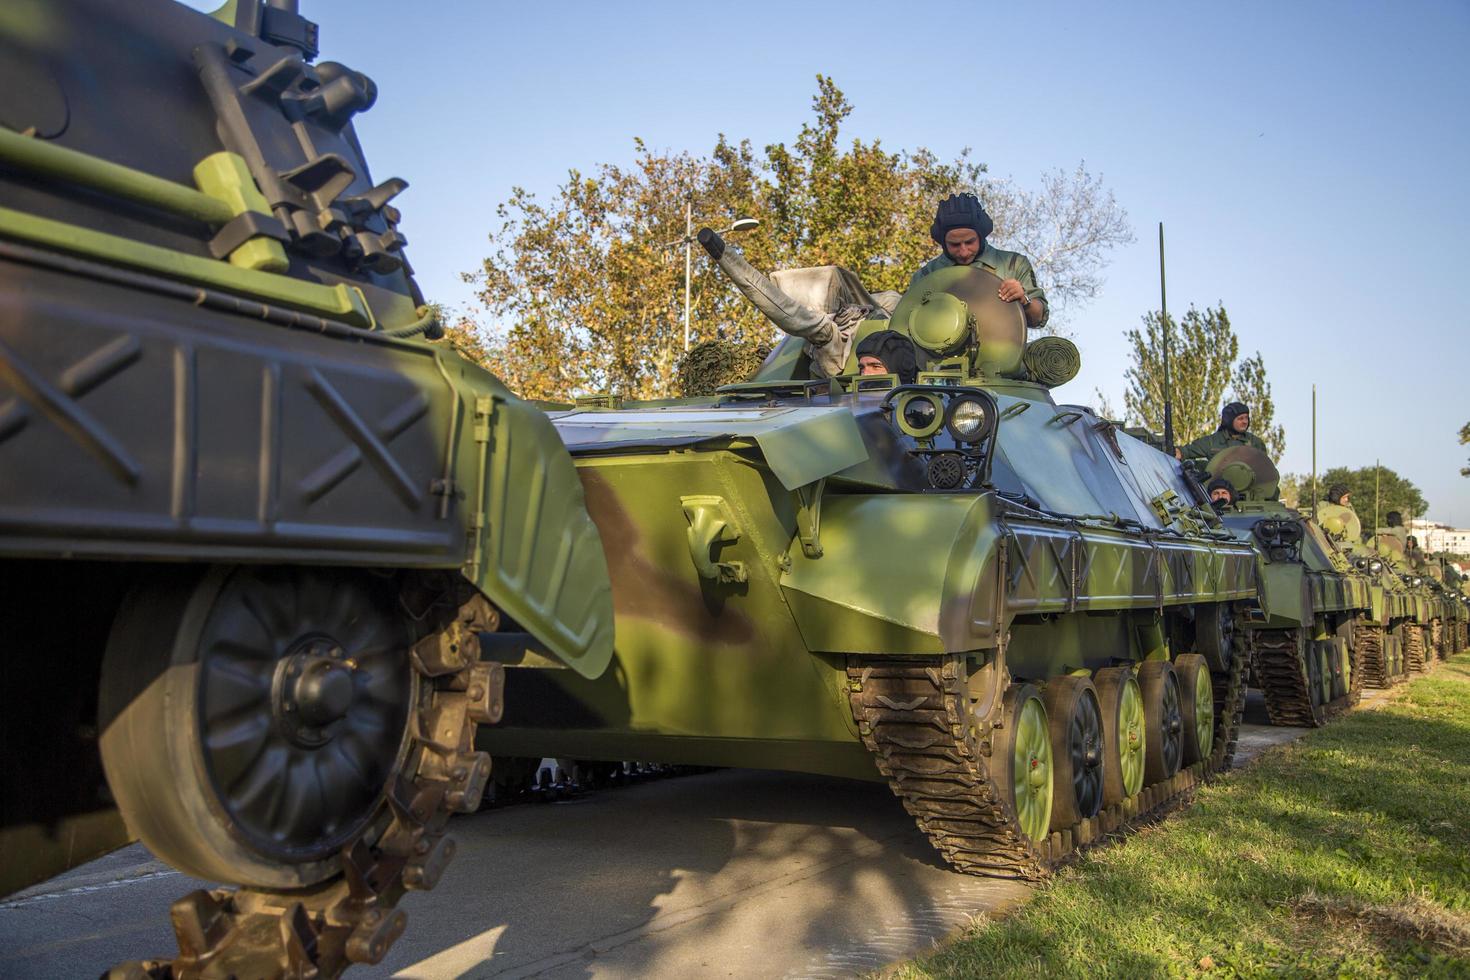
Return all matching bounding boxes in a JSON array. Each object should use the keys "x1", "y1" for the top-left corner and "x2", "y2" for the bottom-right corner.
[
  {"x1": 1368, "y1": 529, "x2": 1442, "y2": 674},
  {"x1": 478, "y1": 229, "x2": 1259, "y2": 879},
  {"x1": 0, "y1": 1, "x2": 613, "y2": 975},
  {"x1": 1199, "y1": 448, "x2": 1374, "y2": 722}
]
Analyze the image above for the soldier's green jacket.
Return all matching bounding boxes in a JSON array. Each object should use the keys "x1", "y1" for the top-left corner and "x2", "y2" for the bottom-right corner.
[
  {"x1": 1181, "y1": 427, "x2": 1268, "y2": 461},
  {"x1": 909, "y1": 243, "x2": 1049, "y2": 329}
]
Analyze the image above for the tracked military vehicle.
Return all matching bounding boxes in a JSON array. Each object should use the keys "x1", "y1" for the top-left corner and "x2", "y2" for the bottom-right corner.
[
  {"x1": 1369, "y1": 528, "x2": 1440, "y2": 674},
  {"x1": 0, "y1": 2, "x2": 612, "y2": 976},
  {"x1": 479, "y1": 230, "x2": 1258, "y2": 878},
  {"x1": 1201, "y1": 448, "x2": 1372, "y2": 724}
]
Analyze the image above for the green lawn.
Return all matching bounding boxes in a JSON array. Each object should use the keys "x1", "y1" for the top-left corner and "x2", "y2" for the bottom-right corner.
[{"x1": 894, "y1": 655, "x2": 1470, "y2": 979}]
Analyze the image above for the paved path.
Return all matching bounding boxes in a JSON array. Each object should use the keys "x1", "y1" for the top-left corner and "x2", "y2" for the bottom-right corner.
[{"x1": 0, "y1": 686, "x2": 1401, "y2": 979}]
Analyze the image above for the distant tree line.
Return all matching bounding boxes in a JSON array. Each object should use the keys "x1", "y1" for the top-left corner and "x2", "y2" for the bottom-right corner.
[{"x1": 1280, "y1": 465, "x2": 1427, "y2": 533}]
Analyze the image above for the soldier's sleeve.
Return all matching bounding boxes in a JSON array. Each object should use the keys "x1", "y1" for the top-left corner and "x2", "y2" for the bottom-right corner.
[
  {"x1": 1014, "y1": 254, "x2": 1050, "y2": 329},
  {"x1": 1180, "y1": 432, "x2": 1215, "y2": 460}
]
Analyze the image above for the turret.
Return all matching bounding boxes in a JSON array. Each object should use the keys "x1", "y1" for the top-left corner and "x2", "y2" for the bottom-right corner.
[
  {"x1": 1205, "y1": 446, "x2": 1280, "y2": 502},
  {"x1": 701, "y1": 229, "x2": 1080, "y2": 387}
]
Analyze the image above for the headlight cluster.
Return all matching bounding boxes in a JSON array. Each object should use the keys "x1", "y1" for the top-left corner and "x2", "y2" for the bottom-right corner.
[
  {"x1": 1352, "y1": 557, "x2": 1386, "y2": 575},
  {"x1": 893, "y1": 391, "x2": 995, "y2": 444},
  {"x1": 1252, "y1": 518, "x2": 1304, "y2": 547}
]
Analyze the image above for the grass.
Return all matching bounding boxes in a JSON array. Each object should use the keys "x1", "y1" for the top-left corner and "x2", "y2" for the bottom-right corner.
[{"x1": 891, "y1": 655, "x2": 1470, "y2": 979}]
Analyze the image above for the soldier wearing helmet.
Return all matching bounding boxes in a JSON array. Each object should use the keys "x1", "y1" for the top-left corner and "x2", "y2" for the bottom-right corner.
[
  {"x1": 1317, "y1": 483, "x2": 1362, "y2": 543},
  {"x1": 909, "y1": 193, "x2": 1049, "y2": 329},
  {"x1": 1179, "y1": 401, "x2": 1268, "y2": 462}
]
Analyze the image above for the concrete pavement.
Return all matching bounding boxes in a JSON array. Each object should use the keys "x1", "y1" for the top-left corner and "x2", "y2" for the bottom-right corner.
[{"x1": 0, "y1": 685, "x2": 1399, "y2": 979}]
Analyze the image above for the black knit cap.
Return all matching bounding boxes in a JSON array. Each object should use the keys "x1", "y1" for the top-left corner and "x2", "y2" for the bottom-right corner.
[
  {"x1": 1206, "y1": 477, "x2": 1236, "y2": 501},
  {"x1": 930, "y1": 193, "x2": 994, "y2": 246},
  {"x1": 1220, "y1": 401, "x2": 1249, "y2": 430},
  {"x1": 1327, "y1": 483, "x2": 1351, "y2": 504},
  {"x1": 855, "y1": 330, "x2": 919, "y2": 385}
]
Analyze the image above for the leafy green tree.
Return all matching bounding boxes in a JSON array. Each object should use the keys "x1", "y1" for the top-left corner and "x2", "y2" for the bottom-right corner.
[
  {"x1": 457, "y1": 76, "x2": 1133, "y2": 401},
  {"x1": 1229, "y1": 352, "x2": 1285, "y2": 459},
  {"x1": 1460, "y1": 421, "x2": 1469, "y2": 477},
  {"x1": 1122, "y1": 305, "x2": 1285, "y2": 458},
  {"x1": 1123, "y1": 305, "x2": 1237, "y2": 447},
  {"x1": 1281, "y1": 465, "x2": 1427, "y2": 533}
]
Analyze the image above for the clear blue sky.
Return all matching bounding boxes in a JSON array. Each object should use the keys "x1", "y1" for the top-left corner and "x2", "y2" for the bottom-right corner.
[{"x1": 198, "y1": 1, "x2": 1470, "y2": 522}]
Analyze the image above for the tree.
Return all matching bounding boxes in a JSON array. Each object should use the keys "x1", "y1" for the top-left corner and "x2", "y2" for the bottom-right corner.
[
  {"x1": 1280, "y1": 465, "x2": 1428, "y2": 533},
  {"x1": 458, "y1": 76, "x2": 1133, "y2": 401},
  {"x1": 1460, "y1": 421, "x2": 1469, "y2": 477},
  {"x1": 1229, "y1": 352, "x2": 1286, "y2": 459},
  {"x1": 1123, "y1": 305, "x2": 1237, "y2": 446},
  {"x1": 1121, "y1": 304, "x2": 1285, "y2": 458}
]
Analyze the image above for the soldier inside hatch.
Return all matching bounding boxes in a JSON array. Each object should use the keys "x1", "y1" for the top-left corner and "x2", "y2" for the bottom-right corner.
[
  {"x1": 1316, "y1": 484, "x2": 1363, "y2": 543},
  {"x1": 909, "y1": 193, "x2": 1049, "y2": 329},
  {"x1": 1178, "y1": 402, "x2": 1268, "y2": 462},
  {"x1": 854, "y1": 330, "x2": 919, "y2": 384},
  {"x1": 1205, "y1": 477, "x2": 1237, "y2": 513}
]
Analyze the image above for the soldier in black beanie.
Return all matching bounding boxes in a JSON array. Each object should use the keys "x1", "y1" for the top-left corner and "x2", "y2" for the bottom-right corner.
[
  {"x1": 909, "y1": 193, "x2": 1049, "y2": 329},
  {"x1": 1180, "y1": 401, "x2": 1268, "y2": 462}
]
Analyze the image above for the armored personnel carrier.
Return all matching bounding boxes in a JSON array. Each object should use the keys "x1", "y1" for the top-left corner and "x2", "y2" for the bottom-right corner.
[
  {"x1": 1201, "y1": 448, "x2": 1371, "y2": 725},
  {"x1": 1370, "y1": 529, "x2": 1439, "y2": 673},
  {"x1": 0, "y1": 1, "x2": 612, "y2": 975},
  {"x1": 479, "y1": 230, "x2": 1258, "y2": 878}
]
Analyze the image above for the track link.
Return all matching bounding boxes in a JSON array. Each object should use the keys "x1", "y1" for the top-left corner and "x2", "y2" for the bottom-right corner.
[
  {"x1": 1405, "y1": 623, "x2": 1428, "y2": 672},
  {"x1": 1356, "y1": 622, "x2": 1397, "y2": 689},
  {"x1": 846, "y1": 624, "x2": 1248, "y2": 880},
  {"x1": 1254, "y1": 626, "x2": 1361, "y2": 728}
]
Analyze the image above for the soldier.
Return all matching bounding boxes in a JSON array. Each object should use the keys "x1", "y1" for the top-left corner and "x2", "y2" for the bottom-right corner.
[
  {"x1": 1316, "y1": 483, "x2": 1362, "y2": 543},
  {"x1": 854, "y1": 330, "x2": 919, "y2": 384},
  {"x1": 1179, "y1": 402, "x2": 1268, "y2": 462},
  {"x1": 910, "y1": 193, "x2": 1049, "y2": 329},
  {"x1": 1205, "y1": 477, "x2": 1237, "y2": 513}
]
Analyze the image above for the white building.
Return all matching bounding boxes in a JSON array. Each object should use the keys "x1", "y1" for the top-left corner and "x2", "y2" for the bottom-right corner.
[{"x1": 1408, "y1": 519, "x2": 1470, "y2": 555}]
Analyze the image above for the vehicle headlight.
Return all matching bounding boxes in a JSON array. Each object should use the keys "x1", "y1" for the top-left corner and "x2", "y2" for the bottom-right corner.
[
  {"x1": 895, "y1": 392, "x2": 944, "y2": 438},
  {"x1": 945, "y1": 396, "x2": 992, "y2": 443},
  {"x1": 1370, "y1": 560, "x2": 1383, "y2": 574}
]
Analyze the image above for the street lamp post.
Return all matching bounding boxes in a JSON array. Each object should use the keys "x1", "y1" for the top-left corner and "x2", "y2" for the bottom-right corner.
[
  {"x1": 661, "y1": 210, "x2": 759, "y2": 351},
  {"x1": 683, "y1": 198, "x2": 692, "y2": 353}
]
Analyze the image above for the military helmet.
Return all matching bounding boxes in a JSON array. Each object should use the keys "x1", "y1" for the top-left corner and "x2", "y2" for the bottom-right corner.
[{"x1": 930, "y1": 193, "x2": 994, "y2": 245}]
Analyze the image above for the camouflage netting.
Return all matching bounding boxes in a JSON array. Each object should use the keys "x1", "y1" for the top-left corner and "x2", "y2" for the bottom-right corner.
[
  {"x1": 1021, "y1": 336, "x2": 1081, "y2": 387},
  {"x1": 676, "y1": 339, "x2": 773, "y2": 397}
]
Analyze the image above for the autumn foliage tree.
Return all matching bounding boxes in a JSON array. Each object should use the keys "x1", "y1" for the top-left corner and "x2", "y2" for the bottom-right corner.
[
  {"x1": 1122, "y1": 304, "x2": 1286, "y2": 459},
  {"x1": 450, "y1": 76, "x2": 1132, "y2": 401}
]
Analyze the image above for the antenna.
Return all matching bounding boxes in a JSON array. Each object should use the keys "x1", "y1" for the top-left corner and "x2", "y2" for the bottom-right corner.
[
  {"x1": 1375, "y1": 459, "x2": 1381, "y2": 531},
  {"x1": 1311, "y1": 384, "x2": 1318, "y2": 520},
  {"x1": 1159, "y1": 223, "x2": 1175, "y2": 456}
]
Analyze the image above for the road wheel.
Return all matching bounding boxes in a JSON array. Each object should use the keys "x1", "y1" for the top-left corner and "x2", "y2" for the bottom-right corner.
[
  {"x1": 1043, "y1": 676, "x2": 1104, "y2": 831},
  {"x1": 1316, "y1": 643, "x2": 1333, "y2": 704},
  {"x1": 1094, "y1": 666, "x2": 1145, "y2": 806},
  {"x1": 98, "y1": 566, "x2": 416, "y2": 888},
  {"x1": 1174, "y1": 654, "x2": 1214, "y2": 766},
  {"x1": 990, "y1": 683, "x2": 1052, "y2": 843},
  {"x1": 1138, "y1": 661, "x2": 1182, "y2": 784},
  {"x1": 1195, "y1": 602, "x2": 1235, "y2": 673}
]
